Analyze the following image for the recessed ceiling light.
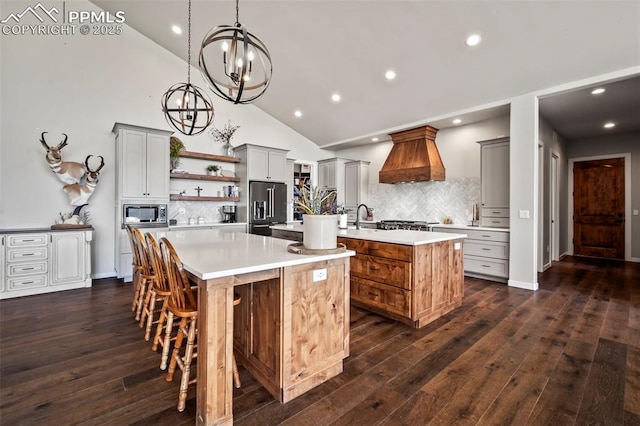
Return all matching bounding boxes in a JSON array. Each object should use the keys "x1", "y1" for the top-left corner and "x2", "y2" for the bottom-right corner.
[
  {"x1": 294, "y1": 110, "x2": 302, "y2": 118},
  {"x1": 331, "y1": 93, "x2": 341, "y2": 102},
  {"x1": 591, "y1": 88, "x2": 606, "y2": 95},
  {"x1": 172, "y1": 25, "x2": 182, "y2": 35},
  {"x1": 604, "y1": 122, "x2": 615, "y2": 128},
  {"x1": 385, "y1": 70, "x2": 396, "y2": 80},
  {"x1": 371, "y1": 137, "x2": 379, "y2": 142},
  {"x1": 452, "y1": 118, "x2": 462, "y2": 124},
  {"x1": 465, "y1": 34, "x2": 481, "y2": 47}
]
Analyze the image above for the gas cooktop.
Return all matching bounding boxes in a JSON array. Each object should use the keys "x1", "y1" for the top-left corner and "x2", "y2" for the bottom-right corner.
[{"x1": 376, "y1": 220, "x2": 439, "y2": 231}]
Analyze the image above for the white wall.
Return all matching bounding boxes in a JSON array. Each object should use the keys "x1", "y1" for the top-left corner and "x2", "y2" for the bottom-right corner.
[
  {"x1": 0, "y1": 0, "x2": 332, "y2": 278},
  {"x1": 566, "y1": 132, "x2": 640, "y2": 260}
]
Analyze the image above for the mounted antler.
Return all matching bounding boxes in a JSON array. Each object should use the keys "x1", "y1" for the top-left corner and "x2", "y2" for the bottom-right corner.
[
  {"x1": 39, "y1": 132, "x2": 86, "y2": 184},
  {"x1": 63, "y1": 155, "x2": 106, "y2": 206}
]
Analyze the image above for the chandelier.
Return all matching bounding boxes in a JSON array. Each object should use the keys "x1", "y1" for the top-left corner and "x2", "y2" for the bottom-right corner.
[
  {"x1": 161, "y1": 0, "x2": 214, "y2": 135},
  {"x1": 199, "y1": 0, "x2": 272, "y2": 104}
]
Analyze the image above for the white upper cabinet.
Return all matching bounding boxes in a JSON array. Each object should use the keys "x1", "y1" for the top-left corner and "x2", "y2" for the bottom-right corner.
[
  {"x1": 235, "y1": 144, "x2": 288, "y2": 182},
  {"x1": 344, "y1": 160, "x2": 370, "y2": 218},
  {"x1": 318, "y1": 157, "x2": 351, "y2": 206},
  {"x1": 113, "y1": 123, "x2": 172, "y2": 200},
  {"x1": 478, "y1": 137, "x2": 510, "y2": 227}
]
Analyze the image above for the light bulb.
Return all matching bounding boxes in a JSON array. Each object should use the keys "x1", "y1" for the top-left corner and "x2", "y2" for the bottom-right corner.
[
  {"x1": 385, "y1": 70, "x2": 396, "y2": 80},
  {"x1": 247, "y1": 51, "x2": 255, "y2": 61},
  {"x1": 237, "y1": 58, "x2": 243, "y2": 67},
  {"x1": 222, "y1": 41, "x2": 229, "y2": 52}
]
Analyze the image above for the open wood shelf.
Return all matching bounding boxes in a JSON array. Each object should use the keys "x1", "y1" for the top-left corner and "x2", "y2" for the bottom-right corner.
[
  {"x1": 170, "y1": 173, "x2": 240, "y2": 182},
  {"x1": 178, "y1": 150, "x2": 240, "y2": 163},
  {"x1": 170, "y1": 195, "x2": 240, "y2": 202}
]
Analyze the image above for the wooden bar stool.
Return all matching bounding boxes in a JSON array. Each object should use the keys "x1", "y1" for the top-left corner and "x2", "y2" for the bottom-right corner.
[
  {"x1": 159, "y1": 237, "x2": 242, "y2": 412},
  {"x1": 126, "y1": 225, "x2": 144, "y2": 315},
  {"x1": 131, "y1": 228, "x2": 155, "y2": 322},
  {"x1": 140, "y1": 233, "x2": 171, "y2": 341}
]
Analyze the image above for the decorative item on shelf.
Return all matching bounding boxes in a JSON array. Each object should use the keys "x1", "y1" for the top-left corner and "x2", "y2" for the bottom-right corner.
[
  {"x1": 52, "y1": 204, "x2": 93, "y2": 229},
  {"x1": 209, "y1": 120, "x2": 240, "y2": 157},
  {"x1": 206, "y1": 164, "x2": 220, "y2": 175},
  {"x1": 161, "y1": 0, "x2": 214, "y2": 135},
  {"x1": 199, "y1": 0, "x2": 272, "y2": 104},
  {"x1": 443, "y1": 217, "x2": 453, "y2": 224},
  {"x1": 195, "y1": 186, "x2": 203, "y2": 196},
  {"x1": 471, "y1": 203, "x2": 479, "y2": 226},
  {"x1": 296, "y1": 185, "x2": 338, "y2": 250},
  {"x1": 170, "y1": 136, "x2": 185, "y2": 170}
]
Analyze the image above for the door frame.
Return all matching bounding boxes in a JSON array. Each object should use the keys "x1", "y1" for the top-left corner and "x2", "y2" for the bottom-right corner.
[
  {"x1": 568, "y1": 152, "x2": 631, "y2": 261},
  {"x1": 538, "y1": 143, "x2": 545, "y2": 273},
  {"x1": 550, "y1": 151, "x2": 560, "y2": 262}
]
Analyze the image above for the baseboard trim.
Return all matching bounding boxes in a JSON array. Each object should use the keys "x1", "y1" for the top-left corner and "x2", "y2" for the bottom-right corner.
[
  {"x1": 508, "y1": 279, "x2": 539, "y2": 291},
  {"x1": 92, "y1": 272, "x2": 117, "y2": 279},
  {"x1": 631, "y1": 257, "x2": 640, "y2": 263},
  {"x1": 559, "y1": 252, "x2": 569, "y2": 260},
  {"x1": 543, "y1": 262, "x2": 552, "y2": 271}
]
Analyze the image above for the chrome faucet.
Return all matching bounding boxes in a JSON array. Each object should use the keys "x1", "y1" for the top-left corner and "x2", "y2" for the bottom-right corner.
[{"x1": 355, "y1": 203, "x2": 369, "y2": 230}]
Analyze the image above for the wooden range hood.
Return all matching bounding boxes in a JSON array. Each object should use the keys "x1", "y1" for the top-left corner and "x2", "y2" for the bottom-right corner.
[{"x1": 379, "y1": 125, "x2": 445, "y2": 183}]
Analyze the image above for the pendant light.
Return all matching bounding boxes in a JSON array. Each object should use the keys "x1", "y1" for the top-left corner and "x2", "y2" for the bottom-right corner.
[
  {"x1": 161, "y1": 0, "x2": 214, "y2": 135},
  {"x1": 199, "y1": 0, "x2": 272, "y2": 104}
]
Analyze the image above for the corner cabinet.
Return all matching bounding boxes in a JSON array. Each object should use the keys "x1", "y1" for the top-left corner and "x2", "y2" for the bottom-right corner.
[
  {"x1": 344, "y1": 160, "x2": 370, "y2": 221},
  {"x1": 169, "y1": 150, "x2": 241, "y2": 202},
  {"x1": 113, "y1": 123, "x2": 173, "y2": 200},
  {"x1": 1, "y1": 229, "x2": 92, "y2": 299},
  {"x1": 235, "y1": 144, "x2": 288, "y2": 183},
  {"x1": 478, "y1": 137, "x2": 509, "y2": 227}
]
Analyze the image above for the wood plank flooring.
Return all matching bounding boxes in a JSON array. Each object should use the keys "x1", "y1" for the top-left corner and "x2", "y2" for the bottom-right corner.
[{"x1": 1, "y1": 256, "x2": 638, "y2": 425}]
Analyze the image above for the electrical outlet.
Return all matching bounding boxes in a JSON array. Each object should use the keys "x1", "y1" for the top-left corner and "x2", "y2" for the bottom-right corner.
[
  {"x1": 454, "y1": 242, "x2": 461, "y2": 250},
  {"x1": 178, "y1": 208, "x2": 186, "y2": 215},
  {"x1": 313, "y1": 268, "x2": 327, "y2": 282}
]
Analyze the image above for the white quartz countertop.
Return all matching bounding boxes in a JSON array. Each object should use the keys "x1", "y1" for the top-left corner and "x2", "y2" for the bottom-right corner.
[
  {"x1": 270, "y1": 224, "x2": 466, "y2": 246},
  {"x1": 163, "y1": 229, "x2": 354, "y2": 280},
  {"x1": 169, "y1": 222, "x2": 247, "y2": 230},
  {"x1": 430, "y1": 224, "x2": 510, "y2": 232}
]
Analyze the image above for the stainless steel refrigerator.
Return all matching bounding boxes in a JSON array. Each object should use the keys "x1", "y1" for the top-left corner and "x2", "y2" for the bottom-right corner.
[{"x1": 249, "y1": 181, "x2": 288, "y2": 236}]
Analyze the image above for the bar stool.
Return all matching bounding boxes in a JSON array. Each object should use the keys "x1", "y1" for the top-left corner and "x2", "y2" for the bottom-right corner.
[
  {"x1": 140, "y1": 233, "x2": 171, "y2": 341},
  {"x1": 159, "y1": 237, "x2": 242, "y2": 412},
  {"x1": 131, "y1": 227, "x2": 155, "y2": 322},
  {"x1": 126, "y1": 225, "x2": 144, "y2": 316}
]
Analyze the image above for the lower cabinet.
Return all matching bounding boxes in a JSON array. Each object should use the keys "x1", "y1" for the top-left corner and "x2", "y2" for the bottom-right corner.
[
  {"x1": 339, "y1": 237, "x2": 464, "y2": 328},
  {"x1": 1, "y1": 230, "x2": 92, "y2": 299},
  {"x1": 270, "y1": 228, "x2": 303, "y2": 242},
  {"x1": 432, "y1": 226, "x2": 510, "y2": 282}
]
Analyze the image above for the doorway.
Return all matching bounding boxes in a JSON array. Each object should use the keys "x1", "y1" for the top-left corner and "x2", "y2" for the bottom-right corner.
[
  {"x1": 570, "y1": 157, "x2": 625, "y2": 260},
  {"x1": 550, "y1": 152, "x2": 560, "y2": 262}
]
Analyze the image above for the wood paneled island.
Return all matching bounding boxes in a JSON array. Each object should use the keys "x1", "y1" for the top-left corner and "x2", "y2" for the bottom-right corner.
[
  {"x1": 271, "y1": 225, "x2": 466, "y2": 328},
  {"x1": 166, "y1": 230, "x2": 354, "y2": 425}
]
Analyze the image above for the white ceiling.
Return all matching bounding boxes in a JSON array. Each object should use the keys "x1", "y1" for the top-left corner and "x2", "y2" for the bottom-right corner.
[{"x1": 91, "y1": 0, "x2": 640, "y2": 148}]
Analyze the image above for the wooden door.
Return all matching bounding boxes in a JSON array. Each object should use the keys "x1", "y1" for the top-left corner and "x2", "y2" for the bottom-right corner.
[{"x1": 573, "y1": 158, "x2": 624, "y2": 259}]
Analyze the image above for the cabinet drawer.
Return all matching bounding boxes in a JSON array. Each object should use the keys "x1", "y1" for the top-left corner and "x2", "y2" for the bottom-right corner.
[
  {"x1": 481, "y1": 208, "x2": 509, "y2": 218},
  {"x1": 465, "y1": 255, "x2": 509, "y2": 278},
  {"x1": 464, "y1": 240, "x2": 509, "y2": 260},
  {"x1": 7, "y1": 234, "x2": 48, "y2": 247},
  {"x1": 7, "y1": 275, "x2": 48, "y2": 291},
  {"x1": 7, "y1": 261, "x2": 48, "y2": 277},
  {"x1": 350, "y1": 254, "x2": 411, "y2": 289},
  {"x1": 271, "y1": 230, "x2": 303, "y2": 242},
  {"x1": 463, "y1": 229, "x2": 510, "y2": 242},
  {"x1": 7, "y1": 247, "x2": 48, "y2": 263},
  {"x1": 339, "y1": 238, "x2": 412, "y2": 262},
  {"x1": 351, "y1": 276, "x2": 410, "y2": 317},
  {"x1": 481, "y1": 217, "x2": 510, "y2": 228}
]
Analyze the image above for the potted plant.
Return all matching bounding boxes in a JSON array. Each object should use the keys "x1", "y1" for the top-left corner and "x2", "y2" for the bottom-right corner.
[
  {"x1": 209, "y1": 120, "x2": 240, "y2": 157},
  {"x1": 296, "y1": 185, "x2": 338, "y2": 250},
  {"x1": 169, "y1": 136, "x2": 185, "y2": 171},
  {"x1": 206, "y1": 164, "x2": 220, "y2": 176}
]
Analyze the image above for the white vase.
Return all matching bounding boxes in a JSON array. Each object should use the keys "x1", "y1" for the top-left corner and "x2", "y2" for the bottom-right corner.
[{"x1": 303, "y1": 214, "x2": 338, "y2": 250}]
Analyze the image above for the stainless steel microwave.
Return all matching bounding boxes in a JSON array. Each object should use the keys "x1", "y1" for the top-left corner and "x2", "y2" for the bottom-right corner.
[{"x1": 122, "y1": 204, "x2": 167, "y2": 228}]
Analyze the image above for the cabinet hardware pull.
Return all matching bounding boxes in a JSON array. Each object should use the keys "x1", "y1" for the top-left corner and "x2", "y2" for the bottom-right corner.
[
  {"x1": 22, "y1": 253, "x2": 34, "y2": 256},
  {"x1": 22, "y1": 281, "x2": 34, "y2": 285},
  {"x1": 23, "y1": 239, "x2": 34, "y2": 242},
  {"x1": 482, "y1": 235, "x2": 491, "y2": 238},
  {"x1": 482, "y1": 265, "x2": 491, "y2": 268},
  {"x1": 492, "y1": 211, "x2": 500, "y2": 214},
  {"x1": 367, "y1": 292, "x2": 377, "y2": 297},
  {"x1": 22, "y1": 267, "x2": 34, "y2": 270},
  {"x1": 482, "y1": 248, "x2": 491, "y2": 251}
]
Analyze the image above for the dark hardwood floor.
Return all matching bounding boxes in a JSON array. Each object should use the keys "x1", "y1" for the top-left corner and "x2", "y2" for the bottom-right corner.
[{"x1": 1, "y1": 256, "x2": 639, "y2": 425}]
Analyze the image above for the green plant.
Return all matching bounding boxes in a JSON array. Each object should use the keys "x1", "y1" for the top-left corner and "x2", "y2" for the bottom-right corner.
[
  {"x1": 169, "y1": 136, "x2": 185, "y2": 169},
  {"x1": 296, "y1": 185, "x2": 337, "y2": 215},
  {"x1": 206, "y1": 164, "x2": 220, "y2": 172}
]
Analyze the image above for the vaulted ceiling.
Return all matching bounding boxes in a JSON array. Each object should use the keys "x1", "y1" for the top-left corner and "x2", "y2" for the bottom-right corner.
[{"x1": 91, "y1": 0, "x2": 640, "y2": 148}]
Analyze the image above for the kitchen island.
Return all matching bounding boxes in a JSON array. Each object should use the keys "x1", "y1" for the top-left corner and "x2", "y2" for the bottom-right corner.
[
  {"x1": 271, "y1": 224, "x2": 466, "y2": 328},
  {"x1": 166, "y1": 230, "x2": 354, "y2": 425}
]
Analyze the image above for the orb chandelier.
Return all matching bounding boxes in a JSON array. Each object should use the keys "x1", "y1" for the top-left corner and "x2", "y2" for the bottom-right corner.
[
  {"x1": 199, "y1": 0, "x2": 272, "y2": 104},
  {"x1": 161, "y1": 0, "x2": 214, "y2": 135}
]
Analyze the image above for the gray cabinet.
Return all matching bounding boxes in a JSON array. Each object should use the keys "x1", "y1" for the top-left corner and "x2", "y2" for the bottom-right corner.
[
  {"x1": 345, "y1": 161, "x2": 370, "y2": 221},
  {"x1": 318, "y1": 157, "x2": 351, "y2": 206},
  {"x1": 235, "y1": 144, "x2": 288, "y2": 183},
  {"x1": 478, "y1": 138, "x2": 509, "y2": 227},
  {"x1": 1, "y1": 230, "x2": 92, "y2": 299}
]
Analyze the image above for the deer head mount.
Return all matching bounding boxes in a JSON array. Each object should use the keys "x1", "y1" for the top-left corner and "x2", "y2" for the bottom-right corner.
[
  {"x1": 62, "y1": 155, "x2": 105, "y2": 206},
  {"x1": 39, "y1": 132, "x2": 87, "y2": 184}
]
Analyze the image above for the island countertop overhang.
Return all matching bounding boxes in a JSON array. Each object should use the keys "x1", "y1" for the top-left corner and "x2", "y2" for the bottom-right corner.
[
  {"x1": 163, "y1": 229, "x2": 354, "y2": 280},
  {"x1": 270, "y1": 223, "x2": 466, "y2": 246}
]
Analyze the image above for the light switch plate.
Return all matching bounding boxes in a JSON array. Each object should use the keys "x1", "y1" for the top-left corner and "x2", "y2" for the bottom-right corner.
[
  {"x1": 313, "y1": 268, "x2": 327, "y2": 282},
  {"x1": 519, "y1": 210, "x2": 530, "y2": 219},
  {"x1": 634, "y1": 210, "x2": 639, "y2": 216},
  {"x1": 454, "y1": 242, "x2": 461, "y2": 250}
]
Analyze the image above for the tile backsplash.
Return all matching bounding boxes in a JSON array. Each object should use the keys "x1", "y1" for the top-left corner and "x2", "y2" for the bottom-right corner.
[
  {"x1": 169, "y1": 201, "x2": 232, "y2": 224},
  {"x1": 366, "y1": 177, "x2": 480, "y2": 225}
]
